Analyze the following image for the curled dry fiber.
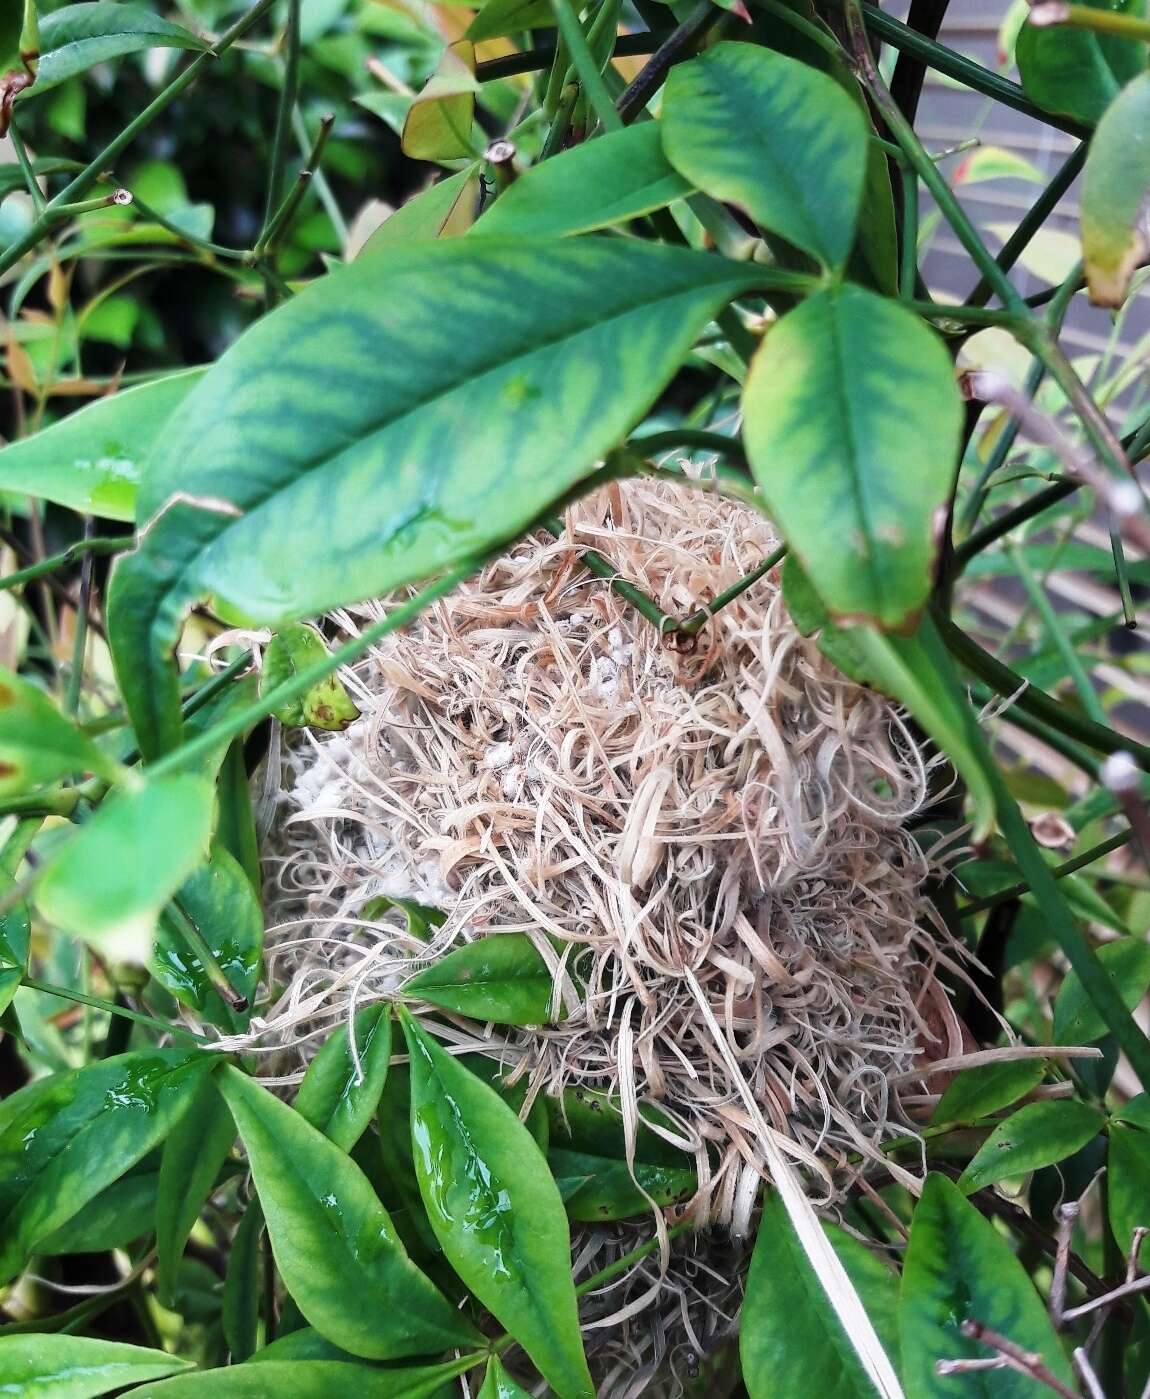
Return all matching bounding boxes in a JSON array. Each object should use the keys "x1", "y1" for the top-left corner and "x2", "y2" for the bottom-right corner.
[{"x1": 261, "y1": 478, "x2": 957, "y2": 1227}]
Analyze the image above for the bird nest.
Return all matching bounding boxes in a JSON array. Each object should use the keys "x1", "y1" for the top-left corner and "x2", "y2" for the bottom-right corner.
[{"x1": 249, "y1": 476, "x2": 963, "y2": 1236}]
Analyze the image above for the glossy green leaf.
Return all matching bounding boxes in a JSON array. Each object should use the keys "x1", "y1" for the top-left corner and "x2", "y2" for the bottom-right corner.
[
  {"x1": 547, "y1": 1088, "x2": 696, "y2": 1222},
  {"x1": 933, "y1": 1059, "x2": 1046, "y2": 1124},
  {"x1": 477, "y1": 1357, "x2": 534, "y2": 1399},
  {"x1": 900, "y1": 1173, "x2": 1074, "y2": 1397},
  {"x1": 467, "y1": 0, "x2": 552, "y2": 40},
  {"x1": 361, "y1": 167, "x2": 479, "y2": 253},
  {"x1": 957, "y1": 1100, "x2": 1104, "y2": 1193},
  {"x1": 474, "y1": 125, "x2": 692, "y2": 239},
  {"x1": 403, "y1": 934, "x2": 554, "y2": 1025},
  {"x1": 23, "y1": 3, "x2": 206, "y2": 97},
  {"x1": 260, "y1": 622, "x2": 359, "y2": 731},
  {"x1": 153, "y1": 845, "x2": 264, "y2": 1025},
  {"x1": 1017, "y1": 0, "x2": 1146, "y2": 126},
  {"x1": 222, "y1": 1202, "x2": 263, "y2": 1363},
  {"x1": 0, "y1": 666, "x2": 112, "y2": 796},
  {"x1": 157, "y1": 1073, "x2": 234, "y2": 1305},
  {"x1": 34, "y1": 774, "x2": 214, "y2": 965},
  {"x1": 39, "y1": 1167, "x2": 159, "y2": 1253},
  {"x1": 661, "y1": 41, "x2": 867, "y2": 269},
  {"x1": 0, "y1": 1335, "x2": 191, "y2": 1397},
  {"x1": 0, "y1": 1049, "x2": 216, "y2": 1284},
  {"x1": 108, "y1": 238, "x2": 757, "y2": 758},
  {"x1": 129, "y1": 1358, "x2": 477, "y2": 1399},
  {"x1": 742, "y1": 1192, "x2": 900, "y2": 1399},
  {"x1": 402, "y1": 1011, "x2": 593, "y2": 1398},
  {"x1": 295, "y1": 1003, "x2": 392, "y2": 1151},
  {"x1": 1081, "y1": 71, "x2": 1150, "y2": 305},
  {"x1": 816, "y1": 615, "x2": 995, "y2": 841},
  {"x1": 0, "y1": 370, "x2": 203, "y2": 521},
  {"x1": 742, "y1": 285, "x2": 962, "y2": 629},
  {"x1": 1108, "y1": 1121, "x2": 1150, "y2": 1250},
  {"x1": 218, "y1": 1065, "x2": 477, "y2": 1360},
  {"x1": 1054, "y1": 935, "x2": 1150, "y2": 1043}
]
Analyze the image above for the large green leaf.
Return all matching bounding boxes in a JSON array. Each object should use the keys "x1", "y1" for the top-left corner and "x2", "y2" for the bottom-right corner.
[
  {"x1": 23, "y1": 3, "x2": 206, "y2": 97},
  {"x1": 0, "y1": 1335, "x2": 191, "y2": 1398},
  {"x1": 742, "y1": 286, "x2": 961, "y2": 629},
  {"x1": 403, "y1": 933, "x2": 555, "y2": 1025},
  {"x1": 0, "y1": 1049, "x2": 216, "y2": 1284},
  {"x1": 401, "y1": 1011, "x2": 593, "y2": 1398},
  {"x1": 933, "y1": 1060, "x2": 1046, "y2": 1124},
  {"x1": 222, "y1": 1202, "x2": 263, "y2": 1363},
  {"x1": 1054, "y1": 935, "x2": 1150, "y2": 1043},
  {"x1": 0, "y1": 666, "x2": 114, "y2": 796},
  {"x1": 39, "y1": 1167, "x2": 159, "y2": 1253},
  {"x1": 153, "y1": 844, "x2": 264, "y2": 1027},
  {"x1": 1081, "y1": 71, "x2": 1150, "y2": 304},
  {"x1": 34, "y1": 774, "x2": 215, "y2": 965},
  {"x1": 107, "y1": 238, "x2": 758, "y2": 758},
  {"x1": 217, "y1": 1065, "x2": 477, "y2": 1360},
  {"x1": 294, "y1": 1003, "x2": 393, "y2": 1151},
  {"x1": 156, "y1": 1073, "x2": 235, "y2": 1305},
  {"x1": 474, "y1": 125, "x2": 692, "y2": 239},
  {"x1": 1017, "y1": 0, "x2": 1147, "y2": 126},
  {"x1": 128, "y1": 1358, "x2": 478, "y2": 1398},
  {"x1": 1109, "y1": 1120, "x2": 1150, "y2": 1250},
  {"x1": 661, "y1": 41, "x2": 867, "y2": 270},
  {"x1": 957, "y1": 1100, "x2": 1104, "y2": 1194},
  {"x1": 477, "y1": 1357, "x2": 534, "y2": 1398},
  {"x1": 900, "y1": 1173, "x2": 1074, "y2": 1396},
  {"x1": 742, "y1": 1192, "x2": 900, "y2": 1399},
  {"x1": 0, "y1": 370, "x2": 203, "y2": 522}
]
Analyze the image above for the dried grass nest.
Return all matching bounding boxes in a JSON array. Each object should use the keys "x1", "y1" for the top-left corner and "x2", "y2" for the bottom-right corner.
[{"x1": 240, "y1": 475, "x2": 973, "y2": 1391}]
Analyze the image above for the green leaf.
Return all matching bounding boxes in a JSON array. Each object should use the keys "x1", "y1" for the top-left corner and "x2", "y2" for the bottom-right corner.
[
  {"x1": 1017, "y1": 0, "x2": 1147, "y2": 126},
  {"x1": 260, "y1": 622, "x2": 360, "y2": 731},
  {"x1": 39, "y1": 1167, "x2": 159, "y2": 1253},
  {"x1": 127, "y1": 1359, "x2": 478, "y2": 1399},
  {"x1": 0, "y1": 666, "x2": 113, "y2": 796},
  {"x1": 933, "y1": 1060, "x2": 1046, "y2": 1124},
  {"x1": 900, "y1": 1173, "x2": 1074, "y2": 1397},
  {"x1": 547, "y1": 1088, "x2": 696, "y2": 1222},
  {"x1": 217, "y1": 1065, "x2": 477, "y2": 1360},
  {"x1": 1081, "y1": 70, "x2": 1150, "y2": 304},
  {"x1": 362, "y1": 896, "x2": 445, "y2": 943},
  {"x1": 1109, "y1": 1121, "x2": 1150, "y2": 1251},
  {"x1": 742, "y1": 285, "x2": 962, "y2": 629},
  {"x1": 222, "y1": 1202, "x2": 264, "y2": 1363},
  {"x1": 0, "y1": 157, "x2": 82, "y2": 199},
  {"x1": 295, "y1": 1003, "x2": 393, "y2": 1151},
  {"x1": 401, "y1": 1010, "x2": 593, "y2": 1398},
  {"x1": 0, "y1": 1335, "x2": 191, "y2": 1398},
  {"x1": 816, "y1": 616, "x2": 996, "y2": 841},
  {"x1": 0, "y1": 1049, "x2": 216, "y2": 1284},
  {"x1": 361, "y1": 167, "x2": 479, "y2": 253},
  {"x1": 1054, "y1": 935, "x2": 1150, "y2": 1044},
  {"x1": 403, "y1": 933, "x2": 555, "y2": 1025},
  {"x1": 25, "y1": 3, "x2": 206, "y2": 97},
  {"x1": 0, "y1": 369, "x2": 204, "y2": 522},
  {"x1": 742, "y1": 1191, "x2": 900, "y2": 1399},
  {"x1": 34, "y1": 774, "x2": 214, "y2": 965},
  {"x1": 467, "y1": 0, "x2": 553, "y2": 40},
  {"x1": 474, "y1": 125, "x2": 692, "y2": 239},
  {"x1": 1117, "y1": 1092, "x2": 1150, "y2": 1130},
  {"x1": 157, "y1": 1073, "x2": 234, "y2": 1306},
  {"x1": 477, "y1": 1357, "x2": 534, "y2": 1399},
  {"x1": 401, "y1": 40, "x2": 476, "y2": 162},
  {"x1": 957, "y1": 1100, "x2": 1104, "y2": 1193},
  {"x1": 661, "y1": 41, "x2": 868, "y2": 270},
  {"x1": 108, "y1": 238, "x2": 757, "y2": 759},
  {"x1": 153, "y1": 845, "x2": 264, "y2": 1025}
]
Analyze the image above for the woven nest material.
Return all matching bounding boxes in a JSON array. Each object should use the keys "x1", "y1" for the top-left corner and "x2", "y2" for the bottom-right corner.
[{"x1": 251, "y1": 477, "x2": 966, "y2": 1236}]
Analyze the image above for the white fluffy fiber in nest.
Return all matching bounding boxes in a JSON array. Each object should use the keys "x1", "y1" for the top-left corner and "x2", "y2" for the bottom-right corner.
[{"x1": 249, "y1": 477, "x2": 966, "y2": 1236}]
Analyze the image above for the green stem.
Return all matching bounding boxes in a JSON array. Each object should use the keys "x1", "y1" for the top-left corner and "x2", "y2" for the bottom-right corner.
[
  {"x1": 63, "y1": 520, "x2": 96, "y2": 718},
  {"x1": 952, "y1": 479, "x2": 1080, "y2": 573},
  {"x1": 543, "y1": 516, "x2": 675, "y2": 631},
  {"x1": 634, "y1": 428, "x2": 750, "y2": 469},
  {"x1": 676, "y1": 543, "x2": 787, "y2": 636},
  {"x1": 1033, "y1": 5, "x2": 1150, "y2": 41},
  {"x1": 21, "y1": 977, "x2": 211, "y2": 1044},
  {"x1": 260, "y1": 0, "x2": 302, "y2": 241},
  {"x1": 938, "y1": 612, "x2": 1150, "y2": 768},
  {"x1": 8, "y1": 121, "x2": 45, "y2": 213},
  {"x1": 0, "y1": 536, "x2": 129, "y2": 593},
  {"x1": 254, "y1": 113, "x2": 334, "y2": 259},
  {"x1": 0, "y1": 0, "x2": 281, "y2": 279},
  {"x1": 900, "y1": 164, "x2": 919, "y2": 302},
  {"x1": 548, "y1": 0, "x2": 623, "y2": 133},
  {"x1": 959, "y1": 828, "x2": 1134, "y2": 918}
]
